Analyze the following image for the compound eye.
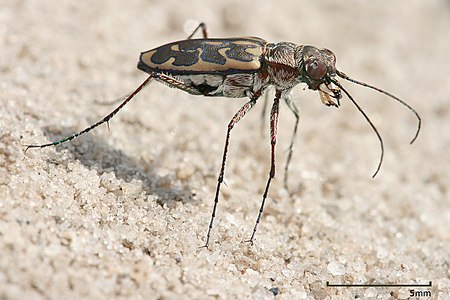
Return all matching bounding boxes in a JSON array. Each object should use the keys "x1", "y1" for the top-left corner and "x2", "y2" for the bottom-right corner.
[{"x1": 305, "y1": 60, "x2": 327, "y2": 80}]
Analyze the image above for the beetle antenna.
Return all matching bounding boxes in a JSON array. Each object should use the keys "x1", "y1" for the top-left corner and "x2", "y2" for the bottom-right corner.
[
  {"x1": 336, "y1": 70, "x2": 421, "y2": 144},
  {"x1": 331, "y1": 79, "x2": 383, "y2": 178}
]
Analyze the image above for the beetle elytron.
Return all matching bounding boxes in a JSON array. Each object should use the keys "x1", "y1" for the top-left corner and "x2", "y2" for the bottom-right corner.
[{"x1": 26, "y1": 23, "x2": 421, "y2": 248}]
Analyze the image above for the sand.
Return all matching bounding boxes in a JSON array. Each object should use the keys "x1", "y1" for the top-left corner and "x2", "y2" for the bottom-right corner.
[{"x1": 1, "y1": 0, "x2": 449, "y2": 299}]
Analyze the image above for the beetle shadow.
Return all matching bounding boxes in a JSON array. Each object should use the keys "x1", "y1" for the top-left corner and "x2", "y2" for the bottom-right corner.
[{"x1": 35, "y1": 126, "x2": 196, "y2": 207}]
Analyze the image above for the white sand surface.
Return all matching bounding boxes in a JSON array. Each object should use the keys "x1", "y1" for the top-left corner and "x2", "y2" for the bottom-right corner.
[{"x1": 1, "y1": 0, "x2": 449, "y2": 299}]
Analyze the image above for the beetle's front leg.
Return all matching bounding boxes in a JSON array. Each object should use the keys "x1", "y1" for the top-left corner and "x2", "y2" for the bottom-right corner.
[{"x1": 202, "y1": 91, "x2": 262, "y2": 248}]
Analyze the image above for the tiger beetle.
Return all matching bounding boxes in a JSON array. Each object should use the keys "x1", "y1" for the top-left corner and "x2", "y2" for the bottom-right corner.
[{"x1": 26, "y1": 23, "x2": 421, "y2": 248}]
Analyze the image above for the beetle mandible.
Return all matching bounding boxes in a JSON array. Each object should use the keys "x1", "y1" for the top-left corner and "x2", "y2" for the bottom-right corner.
[{"x1": 26, "y1": 23, "x2": 421, "y2": 248}]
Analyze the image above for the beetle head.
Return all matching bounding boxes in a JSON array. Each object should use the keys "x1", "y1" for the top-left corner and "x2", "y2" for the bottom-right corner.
[{"x1": 297, "y1": 46, "x2": 341, "y2": 106}]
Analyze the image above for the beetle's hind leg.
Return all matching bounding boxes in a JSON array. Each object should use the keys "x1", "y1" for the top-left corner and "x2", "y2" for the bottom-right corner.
[
  {"x1": 186, "y1": 22, "x2": 208, "y2": 39},
  {"x1": 283, "y1": 94, "x2": 300, "y2": 190},
  {"x1": 95, "y1": 22, "x2": 208, "y2": 106},
  {"x1": 153, "y1": 73, "x2": 203, "y2": 95},
  {"x1": 24, "y1": 75, "x2": 154, "y2": 150}
]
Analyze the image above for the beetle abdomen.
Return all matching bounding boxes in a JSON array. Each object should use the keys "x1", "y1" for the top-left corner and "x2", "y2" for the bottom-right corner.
[{"x1": 138, "y1": 37, "x2": 267, "y2": 75}]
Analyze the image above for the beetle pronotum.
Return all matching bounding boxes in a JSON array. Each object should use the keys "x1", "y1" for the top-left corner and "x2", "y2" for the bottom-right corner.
[{"x1": 26, "y1": 23, "x2": 421, "y2": 247}]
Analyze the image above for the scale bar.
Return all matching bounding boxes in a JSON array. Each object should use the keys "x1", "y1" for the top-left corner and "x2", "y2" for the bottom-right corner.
[{"x1": 326, "y1": 281, "x2": 432, "y2": 288}]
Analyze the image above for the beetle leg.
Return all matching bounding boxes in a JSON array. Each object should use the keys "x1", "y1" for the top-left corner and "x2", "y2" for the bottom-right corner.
[
  {"x1": 259, "y1": 87, "x2": 271, "y2": 137},
  {"x1": 153, "y1": 73, "x2": 203, "y2": 95},
  {"x1": 25, "y1": 75, "x2": 154, "y2": 150},
  {"x1": 202, "y1": 90, "x2": 262, "y2": 248},
  {"x1": 283, "y1": 94, "x2": 300, "y2": 190},
  {"x1": 247, "y1": 90, "x2": 281, "y2": 245},
  {"x1": 186, "y1": 22, "x2": 208, "y2": 39}
]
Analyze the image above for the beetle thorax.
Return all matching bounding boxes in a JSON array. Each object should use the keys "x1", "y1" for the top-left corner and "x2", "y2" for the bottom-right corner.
[{"x1": 263, "y1": 42, "x2": 302, "y2": 90}]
